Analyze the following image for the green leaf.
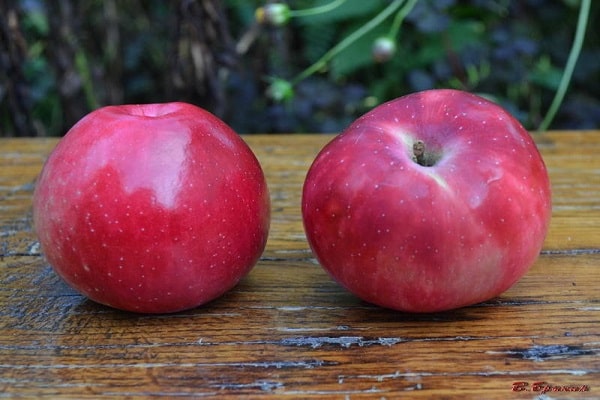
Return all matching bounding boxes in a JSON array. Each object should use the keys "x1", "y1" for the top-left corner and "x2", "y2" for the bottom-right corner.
[
  {"x1": 447, "y1": 20, "x2": 485, "y2": 51},
  {"x1": 23, "y1": 11, "x2": 49, "y2": 35},
  {"x1": 529, "y1": 56, "x2": 563, "y2": 90},
  {"x1": 330, "y1": 24, "x2": 388, "y2": 78},
  {"x1": 302, "y1": 23, "x2": 337, "y2": 64}
]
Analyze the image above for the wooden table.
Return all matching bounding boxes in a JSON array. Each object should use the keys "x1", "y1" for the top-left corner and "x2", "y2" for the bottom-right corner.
[{"x1": 1, "y1": 132, "x2": 598, "y2": 399}]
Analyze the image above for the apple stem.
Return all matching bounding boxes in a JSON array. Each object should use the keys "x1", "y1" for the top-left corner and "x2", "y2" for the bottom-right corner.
[
  {"x1": 412, "y1": 140, "x2": 427, "y2": 166},
  {"x1": 412, "y1": 140, "x2": 438, "y2": 167}
]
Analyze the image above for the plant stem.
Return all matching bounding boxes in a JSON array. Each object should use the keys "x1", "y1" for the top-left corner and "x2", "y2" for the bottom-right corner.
[
  {"x1": 537, "y1": 0, "x2": 590, "y2": 132},
  {"x1": 289, "y1": 0, "x2": 347, "y2": 18},
  {"x1": 388, "y1": 0, "x2": 418, "y2": 39},
  {"x1": 291, "y1": 0, "x2": 407, "y2": 85}
]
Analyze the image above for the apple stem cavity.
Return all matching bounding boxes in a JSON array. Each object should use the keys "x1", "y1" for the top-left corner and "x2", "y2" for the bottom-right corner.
[{"x1": 412, "y1": 140, "x2": 438, "y2": 167}]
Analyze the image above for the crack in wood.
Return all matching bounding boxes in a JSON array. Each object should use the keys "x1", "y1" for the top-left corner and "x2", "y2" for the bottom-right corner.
[
  {"x1": 338, "y1": 368, "x2": 595, "y2": 382},
  {"x1": 276, "y1": 335, "x2": 497, "y2": 348},
  {"x1": 280, "y1": 335, "x2": 405, "y2": 348},
  {"x1": 0, "y1": 359, "x2": 336, "y2": 370},
  {"x1": 541, "y1": 248, "x2": 600, "y2": 255},
  {"x1": 498, "y1": 344, "x2": 596, "y2": 362},
  {"x1": 210, "y1": 380, "x2": 283, "y2": 392}
]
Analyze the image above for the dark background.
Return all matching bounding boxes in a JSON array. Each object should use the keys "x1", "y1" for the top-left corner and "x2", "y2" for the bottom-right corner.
[{"x1": 1, "y1": 0, "x2": 599, "y2": 136}]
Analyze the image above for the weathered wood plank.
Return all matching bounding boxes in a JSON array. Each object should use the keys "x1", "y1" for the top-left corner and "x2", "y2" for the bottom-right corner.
[{"x1": 1, "y1": 132, "x2": 599, "y2": 398}]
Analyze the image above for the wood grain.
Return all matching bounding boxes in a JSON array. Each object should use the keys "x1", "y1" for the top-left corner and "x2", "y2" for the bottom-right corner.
[{"x1": 1, "y1": 132, "x2": 599, "y2": 399}]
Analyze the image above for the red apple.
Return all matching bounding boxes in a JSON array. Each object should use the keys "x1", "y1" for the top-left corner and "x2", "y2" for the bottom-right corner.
[
  {"x1": 302, "y1": 89, "x2": 551, "y2": 312},
  {"x1": 33, "y1": 102, "x2": 270, "y2": 313}
]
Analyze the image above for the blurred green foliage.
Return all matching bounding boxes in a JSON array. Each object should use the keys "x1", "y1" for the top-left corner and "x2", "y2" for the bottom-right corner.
[{"x1": 1, "y1": 0, "x2": 598, "y2": 136}]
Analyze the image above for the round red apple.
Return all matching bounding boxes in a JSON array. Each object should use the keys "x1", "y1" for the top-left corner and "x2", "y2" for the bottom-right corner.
[
  {"x1": 33, "y1": 102, "x2": 270, "y2": 313},
  {"x1": 302, "y1": 89, "x2": 551, "y2": 312}
]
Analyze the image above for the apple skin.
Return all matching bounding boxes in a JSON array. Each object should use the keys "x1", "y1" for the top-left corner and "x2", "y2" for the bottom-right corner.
[
  {"x1": 33, "y1": 103, "x2": 270, "y2": 313},
  {"x1": 302, "y1": 89, "x2": 551, "y2": 312}
]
